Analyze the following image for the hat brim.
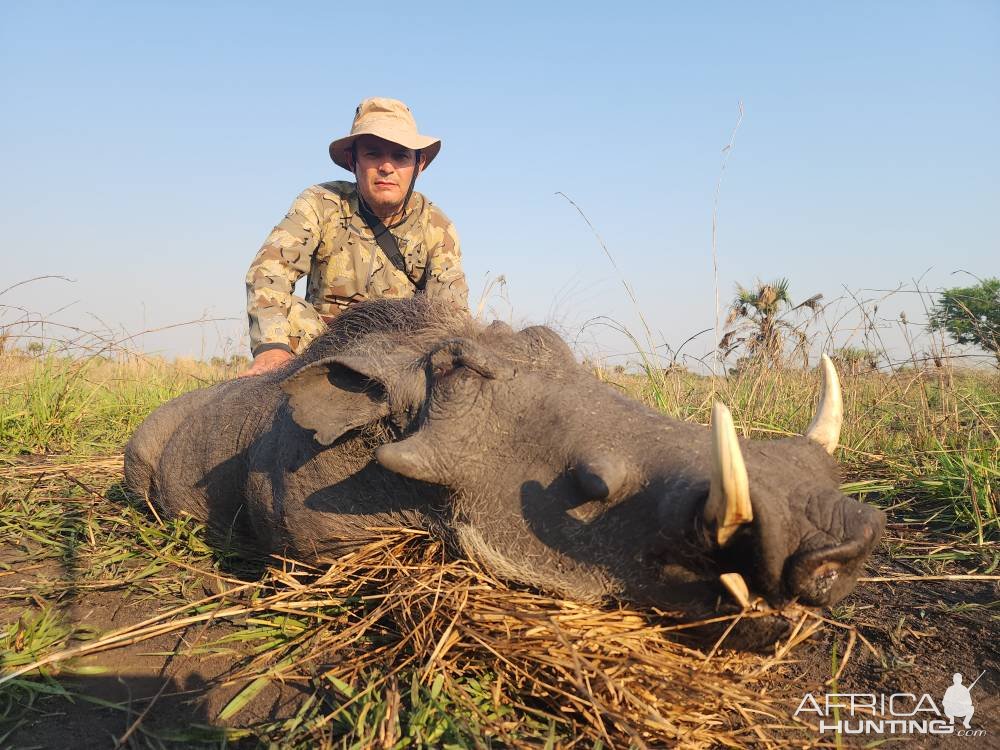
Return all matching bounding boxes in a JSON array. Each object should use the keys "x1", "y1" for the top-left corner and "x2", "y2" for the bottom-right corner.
[{"x1": 329, "y1": 126, "x2": 441, "y2": 172}]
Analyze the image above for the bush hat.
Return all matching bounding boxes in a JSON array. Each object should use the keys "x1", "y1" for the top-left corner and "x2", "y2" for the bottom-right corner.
[{"x1": 328, "y1": 98, "x2": 441, "y2": 172}]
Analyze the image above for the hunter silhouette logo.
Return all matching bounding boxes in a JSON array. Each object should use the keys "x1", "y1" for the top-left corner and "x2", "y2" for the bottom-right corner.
[
  {"x1": 943, "y1": 671, "x2": 984, "y2": 730},
  {"x1": 794, "y1": 669, "x2": 989, "y2": 737}
]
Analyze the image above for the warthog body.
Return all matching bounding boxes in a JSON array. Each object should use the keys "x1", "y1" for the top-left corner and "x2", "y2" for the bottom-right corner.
[{"x1": 126, "y1": 298, "x2": 883, "y2": 647}]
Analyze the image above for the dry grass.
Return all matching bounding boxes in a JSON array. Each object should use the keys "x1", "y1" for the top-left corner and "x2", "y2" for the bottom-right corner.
[{"x1": 0, "y1": 457, "x2": 838, "y2": 749}]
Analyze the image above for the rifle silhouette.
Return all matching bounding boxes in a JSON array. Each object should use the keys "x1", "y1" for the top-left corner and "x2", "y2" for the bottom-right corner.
[{"x1": 967, "y1": 670, "x2": 986, "y2": 692}]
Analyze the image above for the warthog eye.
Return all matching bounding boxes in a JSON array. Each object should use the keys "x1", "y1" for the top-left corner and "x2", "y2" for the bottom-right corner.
[{"x1": 428, "y1": 339, "x2": 515, "y2": 381}]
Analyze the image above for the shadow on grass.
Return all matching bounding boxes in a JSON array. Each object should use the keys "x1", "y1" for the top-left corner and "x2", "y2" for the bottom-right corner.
[
  {"x1": 1, "y1": 672, "x2": 268, "y2": 749},
  {"x1": 107, "y1": 480, "x2": 270, "y2": 582}
]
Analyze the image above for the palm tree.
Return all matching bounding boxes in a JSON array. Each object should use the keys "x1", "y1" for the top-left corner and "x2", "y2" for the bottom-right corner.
[{"x1": 719, "y1": 278, "x2": 822, "y2": 367}]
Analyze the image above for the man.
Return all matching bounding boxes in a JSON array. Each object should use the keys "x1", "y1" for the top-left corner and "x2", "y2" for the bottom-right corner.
[
  {"x1": 943, "y1": 672, "x2": 976, "y2": 729},
  {"x1": 241, "y1": 97, "x2": 469, "y2": 377}
]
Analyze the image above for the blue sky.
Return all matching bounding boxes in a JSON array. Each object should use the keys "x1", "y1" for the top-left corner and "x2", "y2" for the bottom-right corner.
[{"x1": 1, "y1": 1, "x2": 997, "y2": 366}]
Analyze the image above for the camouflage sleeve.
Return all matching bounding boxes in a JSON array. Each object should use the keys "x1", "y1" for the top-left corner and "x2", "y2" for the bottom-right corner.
[
  {"x1": 421, "y1": 206, "x2": 470, "y2": 311},
  {"x1": 245, "y1": 189, "x2": 323, "y2": 355}
]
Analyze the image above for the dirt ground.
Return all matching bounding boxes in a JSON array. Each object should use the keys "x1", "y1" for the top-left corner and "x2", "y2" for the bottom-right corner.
[
  {"x1": 1, "y1": 559, "x2": 307, "y2": 749},
  {"x1": 784, "y1": 545, "x2": 999, "y2": 749}
]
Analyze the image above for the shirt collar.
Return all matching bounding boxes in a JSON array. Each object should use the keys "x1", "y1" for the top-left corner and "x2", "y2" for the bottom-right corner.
[{"x1": 345, "y1": 183, "x2": 425, "y2": 238}]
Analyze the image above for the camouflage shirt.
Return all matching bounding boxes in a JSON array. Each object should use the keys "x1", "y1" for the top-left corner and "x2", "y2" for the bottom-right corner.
[{"x1": 246, "y1": 181, "x2": 469, "y2": 355}]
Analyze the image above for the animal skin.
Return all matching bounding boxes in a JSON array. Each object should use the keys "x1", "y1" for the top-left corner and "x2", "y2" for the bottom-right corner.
[{"x1": 125, "y1": 297, "x2": 884, "y2": 649}]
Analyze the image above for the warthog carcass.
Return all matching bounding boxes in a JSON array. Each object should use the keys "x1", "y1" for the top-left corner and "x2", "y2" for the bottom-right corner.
[{"x1": 125, "y1": 297, "x2": 884, "y2": 648}]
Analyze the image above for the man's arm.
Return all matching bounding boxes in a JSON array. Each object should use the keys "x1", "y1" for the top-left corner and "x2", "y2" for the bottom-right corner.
[
  {"x1": 421, "y1": 206, "x2": 470, "y2": 310},
  {"x1": 245, "y1": 189, "x2": 324, "y2": 356}
]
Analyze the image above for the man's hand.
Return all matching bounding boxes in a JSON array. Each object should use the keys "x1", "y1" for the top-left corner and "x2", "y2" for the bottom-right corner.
[{"x1": 238, "y1": 349, "x2": 294, "y2": 378}]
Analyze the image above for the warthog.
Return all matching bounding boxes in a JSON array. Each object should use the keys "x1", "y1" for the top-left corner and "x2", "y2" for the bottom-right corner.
[{"x1": 125, "y1": 298, "x2": 884, "y2": 648}]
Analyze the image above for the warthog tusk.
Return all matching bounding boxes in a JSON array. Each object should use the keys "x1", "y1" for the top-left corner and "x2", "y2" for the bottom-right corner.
[
  {"x1": 805, "y1": 354, "x2": 843, "y2": 455},
  {"x1": 719, "y1": 572, "x2": 751, "y2": 610},
  {"x1": 704, "y1": 402, "x2": 753, "y2": 546}
]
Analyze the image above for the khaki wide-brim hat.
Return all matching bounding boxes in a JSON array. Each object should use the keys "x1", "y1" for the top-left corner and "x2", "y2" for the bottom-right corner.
[{"x1": 328, "y1": 97, "x2": 441, "y2": 172}]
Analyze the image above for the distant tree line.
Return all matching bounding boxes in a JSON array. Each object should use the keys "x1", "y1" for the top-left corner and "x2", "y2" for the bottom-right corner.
[{"x1": 719, "y1": 275, "x2": 1000, "y2": 370}]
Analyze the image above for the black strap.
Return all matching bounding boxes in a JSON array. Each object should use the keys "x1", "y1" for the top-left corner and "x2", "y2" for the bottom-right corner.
[
  {"x1": 351, "y1": 150, "x2": 423, "y2": 287},
  {"x1": 355, "y1": 199, "x2": 409, "y2": 276}
]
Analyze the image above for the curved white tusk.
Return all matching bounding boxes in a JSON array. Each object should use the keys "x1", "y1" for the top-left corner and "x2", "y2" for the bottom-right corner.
[
  {"x1": 805, "y1": 354, "x2": 843, "y2": 455},
  {"x1": 719, "y1": 572, "x2": 751, "y2": 609},
  {"x1": 704, "y1": 402, "x2": 753, "y2": 546}
]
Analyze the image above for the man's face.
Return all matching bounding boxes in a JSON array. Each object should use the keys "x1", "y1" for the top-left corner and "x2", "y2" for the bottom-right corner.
[{"x1": 350, "y1": 135, "x2": 425, "y2": 215}]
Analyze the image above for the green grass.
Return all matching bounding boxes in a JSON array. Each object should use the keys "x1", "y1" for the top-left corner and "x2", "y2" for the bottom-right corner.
[
  {"x1": 0, "y1": 353, "x2": 230, "y2": 455},
  {"x1": 909, "y1": 441, "x2": 999, "y2": 544}
]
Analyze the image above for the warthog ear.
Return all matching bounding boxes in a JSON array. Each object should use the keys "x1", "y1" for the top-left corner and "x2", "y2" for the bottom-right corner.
[{"x1": 281, "y1": 356, "x2": 391, "y2": 446}]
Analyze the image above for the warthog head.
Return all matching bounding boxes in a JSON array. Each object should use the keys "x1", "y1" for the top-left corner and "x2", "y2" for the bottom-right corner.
[{"x1": 281, "y1": 302, "x2": 884, "y2": 647}]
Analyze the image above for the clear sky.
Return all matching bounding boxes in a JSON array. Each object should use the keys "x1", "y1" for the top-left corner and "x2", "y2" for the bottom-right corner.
[{"x1": 1, "y1": 1, "x2": 997, "y2": 367}]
